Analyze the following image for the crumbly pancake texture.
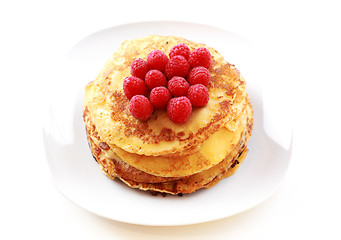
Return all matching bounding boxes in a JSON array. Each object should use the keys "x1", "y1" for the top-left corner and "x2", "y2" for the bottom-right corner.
[{"x1": 83, "y1": 35, "x2": 254, "y2": 195}]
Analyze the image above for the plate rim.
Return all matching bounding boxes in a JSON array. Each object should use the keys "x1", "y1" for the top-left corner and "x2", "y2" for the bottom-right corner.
[{"x1": 43, "y1": 20, "x2": 293, "y2": 226}]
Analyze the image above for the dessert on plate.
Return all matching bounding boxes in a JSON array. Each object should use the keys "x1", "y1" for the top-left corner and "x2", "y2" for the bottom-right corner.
[{"x1": 83, "y1": 35, "x2": 253, "y2": 195}]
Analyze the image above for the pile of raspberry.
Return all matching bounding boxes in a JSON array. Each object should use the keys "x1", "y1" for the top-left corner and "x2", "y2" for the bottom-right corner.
[{"x1": 123, "y1": 43, "x2": 212, "y2": 124}]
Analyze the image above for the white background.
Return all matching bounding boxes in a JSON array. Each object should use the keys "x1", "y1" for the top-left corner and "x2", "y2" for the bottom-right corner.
[{"x1": 1, "y1": 0, "x2": 340, "y2": 239}]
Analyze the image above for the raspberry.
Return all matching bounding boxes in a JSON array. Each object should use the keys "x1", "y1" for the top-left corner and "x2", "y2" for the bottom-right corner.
[
  {"x1": 187, "y1": 84, "x2": 209, "y2": 107},
  {"x1": 130, "y1": 58, "x2": 149, "y2": 79},
  {"x1": 129, "y1": 95, "x2": 154, "y2": 121},
  {"x1": 123, "y1": 76, "x2": 147, "y2": 100},
  {"x1": 187, "y1": 66, "x2": 211, "y2": 86},
  {"x1": 150, "y1": 87, "x2": 172, "y2": 109},
  {"x1": 147, "y1": 50, "x2": 169, "y2": 72},
  {"x1": 167, "y1": 96, "x2": 192, "y2": 124},
  {"x1": 188, "y1": 47, "x2": 212, "y2": 69},
  {"x1": 167, "y1": 76, "x2": 190, "y2": 97},
  {"x1": 145, "y1": 70, "x2": 167, "y2": 90},
  {"x1": 165, "y1": 55, "x2": 190, "y2": 79},
  {"x1": 169, "y1": 43, "x2": 191, "y2": 60}
]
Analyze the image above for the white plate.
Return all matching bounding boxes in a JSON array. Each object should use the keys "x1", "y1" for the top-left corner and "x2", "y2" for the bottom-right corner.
[{"x1": 43, "y1": 21, "x2": 292, "y2": 226}]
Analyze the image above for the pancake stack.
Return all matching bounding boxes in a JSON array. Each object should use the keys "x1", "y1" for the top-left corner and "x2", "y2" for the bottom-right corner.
[{"x1": 83, "y1": 35, "x2": 253, "y2": 195}]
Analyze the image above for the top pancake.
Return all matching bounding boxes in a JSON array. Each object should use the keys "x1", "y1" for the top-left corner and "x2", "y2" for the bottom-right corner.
[{"x1": 84, "y1": 35, "x2": 247, "y2": 156}]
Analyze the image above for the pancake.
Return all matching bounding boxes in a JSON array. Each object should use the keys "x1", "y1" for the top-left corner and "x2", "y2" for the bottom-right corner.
[
  {"x1": 121, "y1": 149, "x2": 249, "y2": 195},
  {"x1": 83, "y1": 35, "x2": 254, "y2": 195},
  {"x1": 84, "y1": 35, "x2": 247, "y2": 157},
  {"x1": 84, "y1": 101, "x2": 251, "y2": 177},
  {"x1": 85, "y1": 102, "x2": 253, "y2": 194}
]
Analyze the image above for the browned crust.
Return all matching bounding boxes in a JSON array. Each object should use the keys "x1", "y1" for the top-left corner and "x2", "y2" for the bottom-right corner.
[
  {"x1": 120, "y1": 148, "x2": 249, "y2": 195},
  {"x1": 85, "y1": 35, "x2": 248, "y2": 156},
  {"x1": 82, "y1": 35, "x2": 254, "y2": 195},
  {"x1": 83, "y1": 102, "x2": 253, "y2": 195},
  {"x1": 84, "y1": 100, "x2": 252, "y2": 177},
  {"x1": 86, "y1": 129, "x2": 181, "y2": 183},
  {"x1": 106, "y1": 62, "x2": 239, "y2": 144}
]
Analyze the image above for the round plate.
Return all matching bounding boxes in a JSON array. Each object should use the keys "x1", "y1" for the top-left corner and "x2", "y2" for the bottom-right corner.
[{"x1": 43, "y1": 21, "x2": 292, "y2": 226}]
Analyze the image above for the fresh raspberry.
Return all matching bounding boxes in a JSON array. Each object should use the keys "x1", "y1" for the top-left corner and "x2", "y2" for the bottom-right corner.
[
  {"x1": 167, "y1": 76, "x2": 190, "y2": 97},
  {"x1": 128, "y1": 95, "x2": 154, "y2": 121},
  {"x1": 169, "y1": 43, "x2": 191, "y2": 60},
  {"x1": 187, "y1": 66, "x2": 211, "y2": 86},
  {"x1": 167, "y1": 96, "x2": 192, "y2": 124},
  {"x1": 188, "y1": 47, "x2": 212, "y2": 69},
  {"x1": 147, "y1": 50, "x2": 169, "y2": 72},
  {"x1": 165, "y1": 55, "x2": 190, "y2": 79},
  {"x1": 145, "y1": 70, "x2": 167, "y2": 89},
  {"x1": 150, "y1": 87, "x2": 172, "y2": 109},
  {"x1": 130, "y1": 58, "x2": 150, "y2": 79},
  {"x1": 123, "y1": 76, "x2": 147, "y2": 100},
  {"x1": 187, "y1": 84, "x2": 209, "y2": 107}
]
